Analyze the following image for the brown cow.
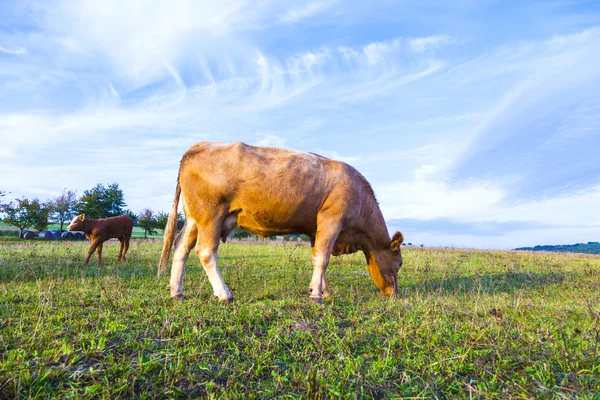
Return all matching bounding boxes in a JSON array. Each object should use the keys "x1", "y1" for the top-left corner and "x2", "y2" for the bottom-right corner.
[
  {"x1": 158, "y1": 142, "x2": 404, "y2": 303},
  {"x1": 67, "y1": 214, "x2": 134, "y2": 265}
]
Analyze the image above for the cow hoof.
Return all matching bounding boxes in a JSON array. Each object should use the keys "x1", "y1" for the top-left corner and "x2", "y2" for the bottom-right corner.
[
  {"x1": 309, "y1": 296, "x2": 323, "y2": 305},
  {"x1": 216, "y1": 296, "x2": 234, "y2": 304},
  {"x1": 170, "y1": 293, "x2": 184, "y2": 301}
]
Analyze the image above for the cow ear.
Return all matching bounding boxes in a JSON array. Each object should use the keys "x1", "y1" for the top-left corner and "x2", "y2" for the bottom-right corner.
[
  {"x1": 81, "y1": 214, "x2": 85, "y2": 221},
  {"x1": 390, "y1": 231, "x2": 403, "y2": 253}
]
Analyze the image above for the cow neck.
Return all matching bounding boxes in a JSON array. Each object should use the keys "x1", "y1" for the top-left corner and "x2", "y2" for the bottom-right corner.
[
  {"x1": 81, "y1": 219, "x2": 95, "y2": 234},
  {"x1": 360, "y1": 195, "x2": 392, "y2": 250}
]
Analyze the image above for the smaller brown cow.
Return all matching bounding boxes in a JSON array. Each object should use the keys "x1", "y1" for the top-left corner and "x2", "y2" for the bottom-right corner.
[{"x1": 67, "y1": 214, "x2": 134, "y2": 265}]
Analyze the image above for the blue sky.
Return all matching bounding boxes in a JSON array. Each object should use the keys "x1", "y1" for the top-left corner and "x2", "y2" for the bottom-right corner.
[{"x1": 1, "y1": 0, "x2": 599, "y2": 248}]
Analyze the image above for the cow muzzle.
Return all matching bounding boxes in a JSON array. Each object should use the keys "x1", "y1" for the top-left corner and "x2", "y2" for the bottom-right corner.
[{"x1": 380, "y1": 276, "x2": 398, "y2": 297}]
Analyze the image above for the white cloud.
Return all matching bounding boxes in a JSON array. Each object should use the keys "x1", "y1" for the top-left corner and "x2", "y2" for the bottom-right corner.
[
  {"x1": 0, "y1": 45, "x2": 26, "y2": 55},
  {"x1": 363, "y1": 38, "x2": 403, "y2": 64},
  {"x1": 408, "y1": 35, "x2": 455, "y2": 52},
  {"x1": 378, "y1": 178, "x2": 505, "y2": 221},
  {"x1": 278, "y1": 0, "x2": 339, "y2": 24},
  {"x1": 255, "y1": 134, "x2": 287, "y2": 148},
  {"x1": 41, "y1": 0, "x2": 252, "y2": 87},
  {"x1": 381, "y1": 176, "x2": 600, "y2": 248},
  {"x1": 314, "y1": 149, "x2": 361, "y2": 165}
]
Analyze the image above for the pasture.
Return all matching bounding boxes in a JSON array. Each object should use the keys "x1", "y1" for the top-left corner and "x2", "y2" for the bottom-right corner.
[{"x1": 1, "y1": 240, "x2": 599, "y2": 398}]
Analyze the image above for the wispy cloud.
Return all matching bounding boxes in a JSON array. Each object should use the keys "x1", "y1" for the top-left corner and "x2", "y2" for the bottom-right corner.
[
  {"x1": 0, "y1": 45, "x2": 26, "y2": 55},
  {"x1": 278, "y1": 0, "x2": 339, "y2": 24},
  {"x1": 408, "y1": 35, "x2": 456, "y2": 52},
  {"x1": 254, "y1": 134, "x2": 287, "y2": 148},
  {"x1": 452, "y1": 28, "x2": 600, "y2": 199}
]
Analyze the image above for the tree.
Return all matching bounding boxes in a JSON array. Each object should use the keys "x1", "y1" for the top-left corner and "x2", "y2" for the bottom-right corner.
[
  {"x1": 155, "y1": 211, "x2": 169, "y2": 231},
  {"x1": 155, "y1": 211, "x2": 185, "y2": 232},
  {"x1": 177, "y1": 212, "x2": 185, "y2": 231},
  {"x1": 0, "y1": 197, "x2": 48, "y2": 236},
  {"x1": 49, "y1": 189, "x2": 78, "y2": 232},
  {"x1": 77, "y1": 183, "x2": 126, "y2": 218},
  {"x1": 125, "y1": 209, "x2": 138, "y2": 226},
  {"x1": 138, "y1": 208, "x2": 157, "y2": 239},
  {"x1": 230, "y1": 228, "x2": 253, "y2": 240},
  {"x1": 0, "y1": 191, "x2": 7, "y2": 219},
  {"x1": 32, "y1": 202, "x2": 51, "y2": 232},
  {"x1": 103, "y1": 183, "x2": 127, "y2": 216}
]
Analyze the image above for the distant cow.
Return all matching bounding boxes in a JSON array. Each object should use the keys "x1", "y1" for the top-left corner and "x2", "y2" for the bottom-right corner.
[
  {"x1": 159, "y1": 142, "x2": 404, "y2": 303},
  {"x1": 67, "y1": 215, "x2": 134, "y2": 265}
]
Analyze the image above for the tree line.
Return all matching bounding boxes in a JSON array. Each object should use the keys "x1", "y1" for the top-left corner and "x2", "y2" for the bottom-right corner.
[{"x1": 0, "y1": 184, "x2": 183, "y2": 238}]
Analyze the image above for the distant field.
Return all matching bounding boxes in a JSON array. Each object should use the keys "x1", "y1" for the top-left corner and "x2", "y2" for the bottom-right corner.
[
  {"x1": 1, "y1": 241, "x2": 599, "y2": 398},
  {"x1": 0, "y1": 222, "x2": 162, "y2": 237}
]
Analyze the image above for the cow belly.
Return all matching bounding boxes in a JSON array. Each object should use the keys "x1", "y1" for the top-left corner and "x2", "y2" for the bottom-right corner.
[{"x1": 236, "y1": 210, "x2": 310, "y2": 237}]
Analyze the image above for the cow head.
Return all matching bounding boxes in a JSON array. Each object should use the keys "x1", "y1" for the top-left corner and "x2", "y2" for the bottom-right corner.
[
  {"x1": 366, "y1": 231, "x2": 403, "y2": 296},
  {"x1": 67, "y1": 214, "x2": 85, "y2": 231}
]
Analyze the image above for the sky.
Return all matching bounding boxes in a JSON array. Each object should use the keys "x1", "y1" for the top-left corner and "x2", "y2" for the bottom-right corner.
[{"x1": 1, "y1": 0, "x2": 599, "y2": 249}]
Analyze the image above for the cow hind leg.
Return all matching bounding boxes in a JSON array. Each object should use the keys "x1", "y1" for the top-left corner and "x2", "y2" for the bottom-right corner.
[
  {"x1": 196, "y1": 226, "x2": 233, "y2": 303},
  {"x1": 97, "y1": 243, "x2": 103, "y2": 264},
  {"x1": 169, "y1": 219, "x2": 198, "y2": 299},
  {"x1": 117, "y1": 237, "x2": 125, "y2": 262},
  {"x1": 122, "y1": 235, "x2": 131, "y2": 262}
]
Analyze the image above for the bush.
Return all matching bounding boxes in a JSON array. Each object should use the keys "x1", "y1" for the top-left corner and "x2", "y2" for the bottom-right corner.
[
  {"x1": 0, "y1": 230, "x2": 19, "y2": 237},
  {"x1": 230, "y1": 228, "x2": 253, "y2": 240}
]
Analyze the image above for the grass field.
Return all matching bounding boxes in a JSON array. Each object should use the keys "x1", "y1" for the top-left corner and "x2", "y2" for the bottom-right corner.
[{"x1": 1, "y1": 240, "x2": 599, "y2": 398}]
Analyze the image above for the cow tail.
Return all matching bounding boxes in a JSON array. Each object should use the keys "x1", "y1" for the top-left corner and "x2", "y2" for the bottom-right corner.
[{"x1": 158, "y1": 179, "x2": 181, "y2": 276}]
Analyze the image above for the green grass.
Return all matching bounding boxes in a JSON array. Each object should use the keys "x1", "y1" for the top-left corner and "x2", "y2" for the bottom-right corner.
[{"x1": 1, "y1": 240, "x2": 599, "y2": 398}]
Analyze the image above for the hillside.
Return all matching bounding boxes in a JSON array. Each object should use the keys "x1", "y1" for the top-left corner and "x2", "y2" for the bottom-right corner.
[{"x1": 516, "y1": 241, "x2": 600, "y2": 254}]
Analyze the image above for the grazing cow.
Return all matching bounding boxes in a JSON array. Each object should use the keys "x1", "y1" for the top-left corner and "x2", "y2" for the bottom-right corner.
[
  {"x1": 158, "y1": 142, "x2": 404, "y2": 303},
  {"x1": 67, "y1": 215, "x2": 134, "y2": 265}
]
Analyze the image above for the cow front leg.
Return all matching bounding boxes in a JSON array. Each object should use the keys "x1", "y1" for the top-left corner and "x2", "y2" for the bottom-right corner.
[
  {"x1": 308, "y1": 223, "x2": 341, "y2": 304},
  {"x1": 84, "y1": 239, "x2": 102, "y2": 266},
  {"x1": 169, "y1": 220, "x2": 197, "y2": 300},
  {"x1": 322, "y1": 275, "x2": 330, "y2": 298},
  {"x1": 311, "y1": 245, "x2": 330, "y2": 298},
  {"x1": 308, "y1": 252, "x2": 331, "y2": 304},
  {"x1": 196, "y1": 228, "x2": 232, "y2": 303}
]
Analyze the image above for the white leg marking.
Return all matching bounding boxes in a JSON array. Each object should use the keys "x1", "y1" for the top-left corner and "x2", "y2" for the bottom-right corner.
[
  {"x1": 199, "y1": 248, "x2": 233, "y2": 302},
  {"x1": 169, "y1": 246, "x2": 189, "y2": 299},
  {"x1": 169, "y1": 222, "x2": 196, "y2": 299},
  {"x1": 309, "y1": 253, "x2": 328, "y2": 303}
]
